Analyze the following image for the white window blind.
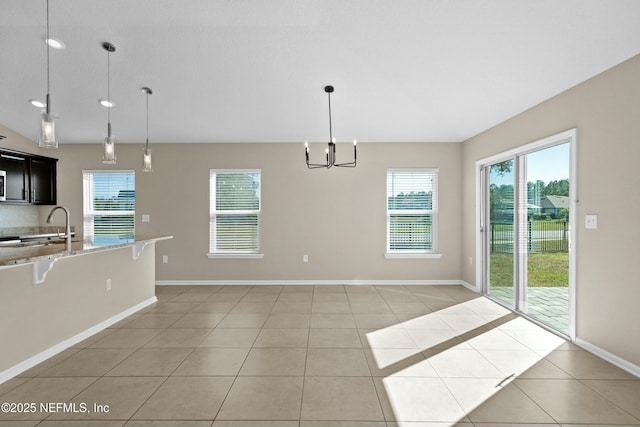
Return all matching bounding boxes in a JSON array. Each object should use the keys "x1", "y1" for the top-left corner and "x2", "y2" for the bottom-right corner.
[
  {"x1": 209, "y1": 169, "x2": 261, "y2": 256},
  {"x1": 83, "y1": 171, "x2": 135, "y2": 244},
  {"x1": 387, "y1": 168, "x2": 438, "y2": 253}
]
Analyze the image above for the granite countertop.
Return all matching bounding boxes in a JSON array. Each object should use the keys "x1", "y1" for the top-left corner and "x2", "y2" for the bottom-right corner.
[{"x1": 0, "y1": 235, "x2": 173, "y2": 266}]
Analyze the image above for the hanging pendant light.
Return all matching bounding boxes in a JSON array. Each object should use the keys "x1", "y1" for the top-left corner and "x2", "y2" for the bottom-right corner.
[
  {"x1": 304, "y1": 85, "x2": 357, "y2": 169},
  {"x1": 102, "y1": 42, "x2": 116, "y2": 164},
  {"x1": 141, "y1": 87, "x2": 153, "y2": 172},
  {"x1": 39, "y1": 0, "x2": 59, "y2": 148}
]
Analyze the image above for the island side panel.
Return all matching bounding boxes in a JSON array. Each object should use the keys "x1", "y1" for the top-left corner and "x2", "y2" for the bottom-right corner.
[{"x1": 0, "y1": 244, "x2": 156, "y2": 374}]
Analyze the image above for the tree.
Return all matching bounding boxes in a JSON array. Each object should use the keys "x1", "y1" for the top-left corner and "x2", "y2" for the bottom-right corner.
[{"x1": 542, "y1": 179, "x2": 569, "y2": 197}]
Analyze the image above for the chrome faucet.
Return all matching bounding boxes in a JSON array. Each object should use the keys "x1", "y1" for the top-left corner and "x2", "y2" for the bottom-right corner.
[{"x1": 46, "y1": 206, "x2": 72, "y2": 248}]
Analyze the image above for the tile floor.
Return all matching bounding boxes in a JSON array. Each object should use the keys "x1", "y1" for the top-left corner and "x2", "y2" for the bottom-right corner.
[{"x1": 1, "y1": 284, "x2": 638, "y2": 426}]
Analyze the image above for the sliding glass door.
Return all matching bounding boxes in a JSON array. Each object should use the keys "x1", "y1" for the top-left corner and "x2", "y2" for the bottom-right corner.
[
  {"x1": 481, "y1": 134, "x2": 573, "y2": 336},
  {"x1": 485, "y1": 159, "x2": 516, "y2": 308},
  {"x1": 523, "y1": 144, "x2": 570, "y2": 333}
]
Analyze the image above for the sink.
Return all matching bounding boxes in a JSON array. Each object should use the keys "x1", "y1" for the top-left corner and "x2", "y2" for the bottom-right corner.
[{"x1": 0, "y1": 239, "x2": 75, "y2": 249}]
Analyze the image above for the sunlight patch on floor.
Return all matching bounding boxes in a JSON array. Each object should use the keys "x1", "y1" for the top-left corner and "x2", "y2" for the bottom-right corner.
[{"x1": 366, "y1": 296, "x2": 566, "y2": 423}]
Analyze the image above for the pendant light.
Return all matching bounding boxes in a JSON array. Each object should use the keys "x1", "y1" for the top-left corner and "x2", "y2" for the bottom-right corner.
[
  {"x1": 141, "y1": 87, "x2": 153, "y2": 172},
  {"x1": 304, "y1": 85, "x2": 357, "y2": 169},
  {"x1": 102, "y1": 42, "x2": 116, "y2": 164},
  {"x1": 39, "y1": 0, "x2": 59, "y2": 148}
]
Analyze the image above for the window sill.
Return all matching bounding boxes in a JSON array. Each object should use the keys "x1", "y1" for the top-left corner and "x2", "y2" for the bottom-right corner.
[
  {"x1": 207, "y1": 253, "x2": 264, "y2": 259},
  {"x1": 385, "y1": 252, "x2": 443, "y2": 259}
]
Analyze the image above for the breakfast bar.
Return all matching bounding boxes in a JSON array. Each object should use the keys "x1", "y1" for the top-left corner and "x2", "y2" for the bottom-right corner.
[{"x1": 0, "y1": 234, "x2": 172, "y2": 382}]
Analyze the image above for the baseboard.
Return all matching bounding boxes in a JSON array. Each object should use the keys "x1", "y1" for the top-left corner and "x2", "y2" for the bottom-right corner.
[
  {"x1": 459, "y1": 280, "x2": 478, "y2": 292},
  {"x1": 155, "y1": 279, "x2": 467, "y2": 286},
  {"x1": 574, "y1": 338, "x2": 640, "y2": 378},
  {"x1": 0, "y1": 296, "x2": 157, "y2": 385}
]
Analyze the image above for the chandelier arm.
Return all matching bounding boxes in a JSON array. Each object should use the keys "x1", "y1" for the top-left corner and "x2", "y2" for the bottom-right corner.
[{"x1": 306, "y1": 161, "x2": 331, "y2": 169}]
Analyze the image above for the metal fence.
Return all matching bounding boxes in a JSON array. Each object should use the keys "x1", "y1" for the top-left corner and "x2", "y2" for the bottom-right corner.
[
  {"x1": 389, "y1": 221, "x2": 432, "y2": 251},
  {"x1": 490, "y1": 221, "x2": 568, "y2": 253}
]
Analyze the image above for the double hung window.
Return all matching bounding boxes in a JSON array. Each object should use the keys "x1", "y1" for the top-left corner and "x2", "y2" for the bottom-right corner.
[
  {"x1": 82, "y1": 170, "x2": 135, "y2": 244},
  {"x1": 208, "y1": 169, "x2": 262, "y2": 258},
  {"x1": 386, "y1": 168, "x2": 439, "y2": 257}
]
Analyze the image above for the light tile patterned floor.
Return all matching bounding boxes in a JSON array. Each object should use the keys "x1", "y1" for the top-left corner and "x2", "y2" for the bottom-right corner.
[{"x1": 0, "y1": 284, "x2": 638, "y2": 426}]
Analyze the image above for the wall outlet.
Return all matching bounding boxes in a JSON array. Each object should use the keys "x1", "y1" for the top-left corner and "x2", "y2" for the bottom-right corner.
[
  {"x1": 585, "y1": 214, "x2": 598, "y2": 229},
  {"x1": 303, "y1": 254, "x2": 309, "y2": 263},
  {"x1": 142, "y1": 214, "x2": 150, "y2": 223},
  {"x1": 162, "y1": 255, "x2": 169, "y2": 264},
  {"x1": 469, "y1": 257, "x2": 473, "y2": 265},
  {"x1": 105, "y1": 278, "x2": 112, "y2": 292}
]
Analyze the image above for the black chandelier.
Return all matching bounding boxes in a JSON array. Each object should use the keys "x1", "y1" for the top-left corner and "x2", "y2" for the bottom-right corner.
[{"x1": 304, "y1": 85, "x2": 357, "y2": 169}]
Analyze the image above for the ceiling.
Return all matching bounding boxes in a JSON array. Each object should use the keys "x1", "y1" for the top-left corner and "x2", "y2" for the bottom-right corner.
[{"x1": 1, "y1": 0, "x2": 639, "y2": 144}]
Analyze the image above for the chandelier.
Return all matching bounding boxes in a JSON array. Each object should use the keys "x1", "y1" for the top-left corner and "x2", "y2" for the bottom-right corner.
[{"x1": 304, "y1": 85, "x2": 356, "y2": 169}]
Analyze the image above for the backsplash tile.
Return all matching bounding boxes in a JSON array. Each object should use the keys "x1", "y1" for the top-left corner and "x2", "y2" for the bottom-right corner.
[{"x1": 0, "y1": 205, "x2": 39, "y2": 228}]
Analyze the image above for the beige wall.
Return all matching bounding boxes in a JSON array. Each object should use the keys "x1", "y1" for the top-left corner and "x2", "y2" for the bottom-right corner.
[
  {"x1": 461, "y1": 54, "x2": 640, "y2": 366},
  {"x1": 50, "y1": 142, "x2": 462, "y2": 282}
]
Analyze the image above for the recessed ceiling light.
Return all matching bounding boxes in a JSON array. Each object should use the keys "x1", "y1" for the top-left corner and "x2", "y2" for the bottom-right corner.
[
  {"x1": 99, "y1": 98, "x2": 115, "y2": 108},
  {"x1": 30, "y1": 99, "x2": 46, "y2": 108},
  {"x1": 42, "y1": 36, "x2": 65, "y2": 49}
]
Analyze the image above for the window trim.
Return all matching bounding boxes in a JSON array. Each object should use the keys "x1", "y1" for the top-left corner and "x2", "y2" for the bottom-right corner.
[
  {"x1": 208, "y1": 168, "x2": 263, "y2": 259},
  {"x1": 385, "y1": 167, "x2": 441, "y2": 259}
]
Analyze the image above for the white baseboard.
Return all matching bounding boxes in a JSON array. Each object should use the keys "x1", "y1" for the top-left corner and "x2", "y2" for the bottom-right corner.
[
  {"x1": 459, "y1": 280, "x2": 478, "y2": 292},
  {"x1": 575, "y1": 338, "x2": 640, "y2": 378},
  {"x1": 156, "y1": 279, "x2": 467, "y2": 286},
  {"x1": 0, "y1": 296, "x2": 157, "y2": 385}
]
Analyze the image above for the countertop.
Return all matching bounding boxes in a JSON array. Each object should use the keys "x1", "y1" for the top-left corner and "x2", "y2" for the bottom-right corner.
[{"x1": 0, "y1": 235, "x2": 173, "y2": 266}]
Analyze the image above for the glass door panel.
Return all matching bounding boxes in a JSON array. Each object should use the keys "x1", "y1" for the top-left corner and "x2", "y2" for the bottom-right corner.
[
  {"x1": 486, "y1": 159, "x2": 515, "y2": 308},
  {"x1": 523, "y1": 143, "x2": 570, "y2": 334}
]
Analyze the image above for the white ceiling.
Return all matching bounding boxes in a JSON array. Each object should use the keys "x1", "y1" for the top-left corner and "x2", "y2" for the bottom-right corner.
[{"x1": 1, "y1": 0, "x2": 639, "y2": 144}]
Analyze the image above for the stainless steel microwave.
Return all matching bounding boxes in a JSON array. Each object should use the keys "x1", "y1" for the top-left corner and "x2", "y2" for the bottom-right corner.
[{"x1": 0, "y1": 170, "x2": 6, "y2": 201}]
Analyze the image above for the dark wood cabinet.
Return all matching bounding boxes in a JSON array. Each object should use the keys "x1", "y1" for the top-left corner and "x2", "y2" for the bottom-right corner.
[
  {"x1": 29, "y1": 157, "x2": 57, "y2": 204},
  {"x1": 0, "y1": 148, "x2": 57, "y2": 205}
]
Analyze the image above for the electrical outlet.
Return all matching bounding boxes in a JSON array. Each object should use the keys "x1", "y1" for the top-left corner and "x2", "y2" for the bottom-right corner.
[
  {"x1": 162, "y1": 255, "x2": 168, "y2": 264},
  {"x1": 469, "y1": 257, "x2": 473, "y2": 265},
  {"x1": 142, "y1": 214, "x2": 150, "y2": 223},
  {"x1": 303, "y1": 254, "x2": 309, "y2": 263},
  {"x1": 105, "y1": 278, "x2": 112, "y2": 292},
  {"x1": 585, "y1": 214, "x2": 598, "y2": 229}
]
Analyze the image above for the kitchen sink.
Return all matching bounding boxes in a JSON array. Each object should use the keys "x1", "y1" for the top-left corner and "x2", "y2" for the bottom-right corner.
[{"x1": 0, "y1": 239, "x2": 78, "y2": 248}]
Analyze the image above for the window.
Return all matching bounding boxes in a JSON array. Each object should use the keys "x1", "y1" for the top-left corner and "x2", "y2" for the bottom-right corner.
[
  {"x1": 82, "y1": 170, "x2": 135, "y2": 244},
  {"x1": 386, "y1": 168, "x2": 440, "y2": 258},
  {"x1": 208, "y1": 169, "x2": 262, "y2": 258}
]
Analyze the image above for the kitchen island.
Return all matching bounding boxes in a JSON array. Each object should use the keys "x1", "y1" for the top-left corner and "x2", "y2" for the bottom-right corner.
[{"x1": 0, "y1": 235, "x2": 172, "y2": 383}]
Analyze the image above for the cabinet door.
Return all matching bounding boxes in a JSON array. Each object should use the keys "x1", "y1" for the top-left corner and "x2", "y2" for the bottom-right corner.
[
  {"x1": 0, "y1": 153, "x2": 29, "y2": 203},
  {"x1": 30, "y1": 157, "x2": 57, "y2": 205}
]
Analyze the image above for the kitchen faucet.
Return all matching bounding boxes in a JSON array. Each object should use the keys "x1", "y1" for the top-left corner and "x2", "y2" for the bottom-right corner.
[{"x1": 46, "y1": 206, "x2": 72, "y2": 248}]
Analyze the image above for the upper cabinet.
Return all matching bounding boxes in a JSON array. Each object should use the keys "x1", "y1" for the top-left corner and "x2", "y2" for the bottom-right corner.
[{"x1": 0, "y1": 148, "x2": 57, "y2": 205}]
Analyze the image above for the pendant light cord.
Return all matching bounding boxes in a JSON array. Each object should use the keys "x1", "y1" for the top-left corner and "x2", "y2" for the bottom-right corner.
[
  {"x1": 145, "y1": 91, "x2": 149, "y2": 152},
  {"x1": 327, "y1": 90, "x2": 333, "y2": 143},
  {"x1": 45, "y1": 0, "x2": 51, "y2": 113},
  {"x1": 107, "y1": 48, "x2": 111, "y2": 130}
]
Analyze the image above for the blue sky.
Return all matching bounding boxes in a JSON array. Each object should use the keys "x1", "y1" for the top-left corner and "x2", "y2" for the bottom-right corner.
[
  {"x1": 93, "y1": 173, "x2": 135, "y2": 198},
  {"x1": 491, "y1": 142, "x2": 569, "y2": 186}
]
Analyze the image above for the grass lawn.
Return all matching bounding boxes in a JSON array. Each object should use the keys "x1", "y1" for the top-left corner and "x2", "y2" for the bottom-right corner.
[{"x1": 490, "y1": 252, "x2": 569, "y2": 288}]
